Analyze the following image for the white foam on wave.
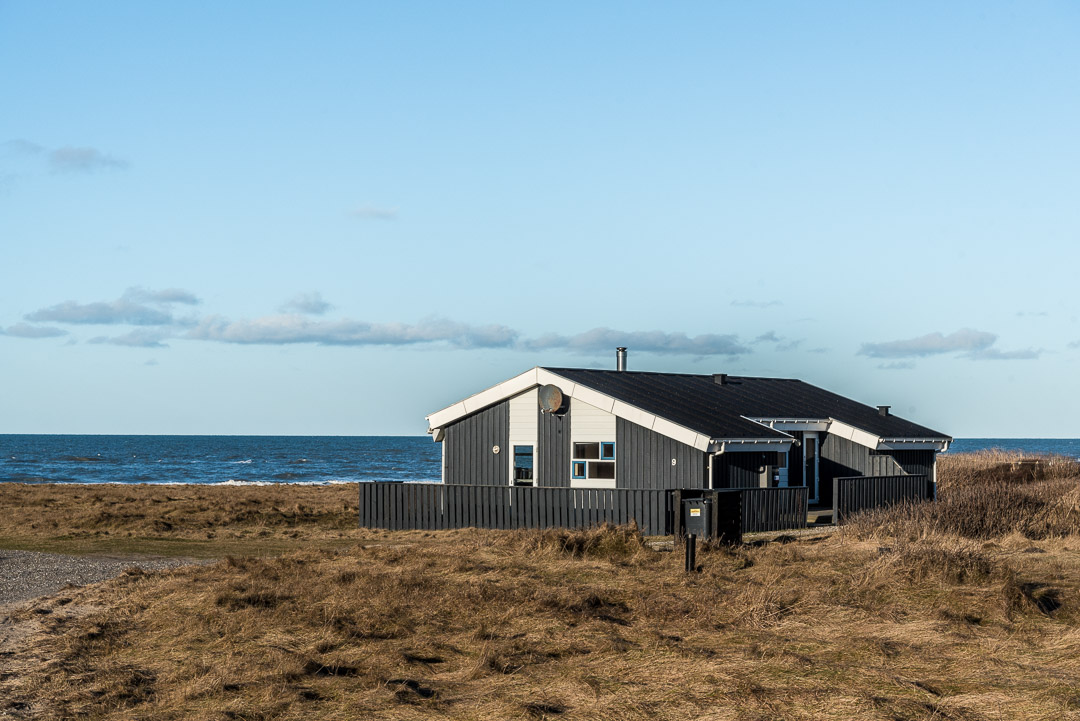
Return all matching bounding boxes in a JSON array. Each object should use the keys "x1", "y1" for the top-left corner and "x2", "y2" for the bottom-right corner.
[
  {"x1": 231, "y1": 459, "x2": 254, "y2": 464},
  {"x1": 13, "y1": 478, "x2": 438, "y2": 486}
]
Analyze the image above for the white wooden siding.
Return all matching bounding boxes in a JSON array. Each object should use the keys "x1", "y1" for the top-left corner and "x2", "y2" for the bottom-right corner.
[
  {"x1": 570, "y1": 397, "x2": 616, "y2": 442},
  {"x1": 509, "y1": 389, "x2": 539, "y2": 482},
  {"x1": 570, "y1": 397, "x2": 617, "y2": 488}
]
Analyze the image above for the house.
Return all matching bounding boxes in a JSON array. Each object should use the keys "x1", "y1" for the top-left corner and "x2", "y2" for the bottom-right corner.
[{"x1": 426, "y1": 349, "x2": 951, "y2": 508}]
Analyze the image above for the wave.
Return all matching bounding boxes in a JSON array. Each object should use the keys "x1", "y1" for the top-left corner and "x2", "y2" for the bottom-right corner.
[{"x1": 231, "y1": 459, "x2": 254, "y2": 464}]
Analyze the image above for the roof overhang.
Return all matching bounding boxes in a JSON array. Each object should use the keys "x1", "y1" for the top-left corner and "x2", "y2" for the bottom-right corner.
[
  {"x1": 746, "y1": 417, "x2": 951, "y2": 452},
  {"x1": 709, "y1": 438, "x2": 796, "y2": 454}
]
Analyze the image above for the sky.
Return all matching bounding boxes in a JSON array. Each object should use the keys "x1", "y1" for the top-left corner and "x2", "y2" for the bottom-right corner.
[{"x1": 2, "y1": 1, "x2": 1079, "y2": 437}]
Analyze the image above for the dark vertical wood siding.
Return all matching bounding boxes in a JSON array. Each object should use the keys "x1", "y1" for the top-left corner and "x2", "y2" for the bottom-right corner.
[
  {"x1": 819, "y1": 435, "x2": 937, "y2": 507},
  {"x1": 615, "y1": 418, "x2": 706, "y2": 489},
  {"x1": 443, "y1": 401, "x2": 509, "y2": 485},
  {"x1": 538, "y1": 406, "x2": 571, "y2": 487},
  {"x1": 713, "y1": 452, "x2": 763, "y2": 488},
  {"x1": 888, "y1": 450, "x2": 936, "y2": 477}
]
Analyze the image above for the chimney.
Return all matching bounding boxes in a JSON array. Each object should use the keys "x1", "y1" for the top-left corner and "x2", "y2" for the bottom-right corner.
[
  {"x1": 616, "y1": 347, "x2": 627, "y2": 372},
  {"x1": 877, "y1": 405, "x2": 890, "y2": 417},
  {"x1": 714, "y1": 373, "x2": 728, "y2": 385}
]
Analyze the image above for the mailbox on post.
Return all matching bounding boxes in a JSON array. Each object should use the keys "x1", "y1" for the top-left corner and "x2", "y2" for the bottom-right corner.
[{"x1": 683, "y1": 497, "x2": 713, "y2": 539}]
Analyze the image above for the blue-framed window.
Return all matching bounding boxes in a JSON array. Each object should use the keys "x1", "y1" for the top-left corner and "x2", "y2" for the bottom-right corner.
[{"x1": 572, "y1": 441, "x2": 615, "y2": 482}]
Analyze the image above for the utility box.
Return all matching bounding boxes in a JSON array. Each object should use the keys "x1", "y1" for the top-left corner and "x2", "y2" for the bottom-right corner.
[{"x1": 683, "y1": 498, "x2": 713, "y2": 538}]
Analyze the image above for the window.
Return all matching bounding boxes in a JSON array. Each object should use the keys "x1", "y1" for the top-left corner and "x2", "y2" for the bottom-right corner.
[
  {"x1": 513, "y1": 445, "x2": 534, "y2": 485},
  {"x1": 571, "y1": 441, "x2": 615, "y2": 484},
  {"x1": 573, "y1": 442, "x2": 601, "y2": 459}
]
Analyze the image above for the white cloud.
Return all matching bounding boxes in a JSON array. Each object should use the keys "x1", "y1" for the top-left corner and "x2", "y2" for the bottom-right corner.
[
  {"x1": 858, "y1": 329, "x2": 997, "y2": 358},
  {"x1": 88, "y1": 330, "x2": 171, "y2": 348},
  {"x1": 122, "y1": 287, "x2": 200, "y2": 305},
  {"x1": 186, "y1": 315, "x2": 518, "y2": 349},
  {"x1": 523, "y1": 328, "x2": 750, "y2": 357},
  {"x1": 279, "y1": 292, "x2": 332, "y2": 316},
  {"x1": 965, "y1": 348, "x2": 1040, "y2": 361},
  {"x1": 878, "y1": 361, "x2": 916, "y2": 370},
  {"x1": 49, "y1": 146, "x2": 128, "y2": 173},
  {"x1": 1, "y1": 323, "x2": 68, "y2": 339},
  {"x1": 24, "y1": 288, "x2": 199, "y2": 326},
  {"x1": 860, "y1": 328, "x2": 1039, "y2": 361}
]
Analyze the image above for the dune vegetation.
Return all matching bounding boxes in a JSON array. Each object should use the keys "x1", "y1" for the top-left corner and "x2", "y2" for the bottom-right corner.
[{"x1": 1, "y1": 452, "x2": 1080, "y2": 720}]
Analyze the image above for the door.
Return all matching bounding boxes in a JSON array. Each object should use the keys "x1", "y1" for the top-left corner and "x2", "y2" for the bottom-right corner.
[{"x1": 512, "y1": 445, "x2": 534, "y2": 486}]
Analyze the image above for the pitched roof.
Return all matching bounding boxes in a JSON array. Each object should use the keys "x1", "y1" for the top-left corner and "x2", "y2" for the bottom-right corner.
[{"x1": 541, "y1": 368, "x2": 949, "y2": 441}]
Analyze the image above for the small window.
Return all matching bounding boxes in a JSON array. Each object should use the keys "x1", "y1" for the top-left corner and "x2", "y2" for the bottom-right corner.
[
  {"x1": 572, "y1": 461, "x2": 587, "y2": 479},
  {"x1": 513, "y1": 445, "x2": 534, "y2": 482},
  {"x1": 600, "y1": 442, "x2": 615, "y2": 460},
  {"x1": 573, "y1": 442, "x2": 600, "y2": 460},
  {"x1": 588, "y1": 461, "x2": 615, "y2": 479}
]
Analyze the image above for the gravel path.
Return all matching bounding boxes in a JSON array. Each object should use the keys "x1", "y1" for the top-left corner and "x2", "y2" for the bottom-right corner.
[{"x1": 0, "y1": 550, "x2": 197, "y2": 608}]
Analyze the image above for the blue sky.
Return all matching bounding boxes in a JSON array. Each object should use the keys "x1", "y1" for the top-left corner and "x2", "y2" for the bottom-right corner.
[{"x1": 2, "y1": 1, "x2": 1079, "y2": 437}]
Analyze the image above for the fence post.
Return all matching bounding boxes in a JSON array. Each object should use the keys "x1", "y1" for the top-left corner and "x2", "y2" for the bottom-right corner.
[{"x1": 673, "y1": 489, "x2": 684, "y2": 541}]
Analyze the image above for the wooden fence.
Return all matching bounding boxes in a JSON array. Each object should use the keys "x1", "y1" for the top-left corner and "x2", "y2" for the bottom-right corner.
[
  {"x1": 738, "y1": 487, "x2": 809, "y2": 533},
  {"x1": 359, "y1": 482, "x2": 674, "y2": 535},
  {"x1": 833, "y1": 474, "x2": 932, "y2": 524},
  {"x1": 672, "y1": 486, "x2": 809, "y2": 540}
]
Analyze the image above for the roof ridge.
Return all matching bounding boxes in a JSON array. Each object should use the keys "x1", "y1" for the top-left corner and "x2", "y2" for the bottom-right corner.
[{"x1": 540, "y1": 367, "x2": 800, "y2": 382}]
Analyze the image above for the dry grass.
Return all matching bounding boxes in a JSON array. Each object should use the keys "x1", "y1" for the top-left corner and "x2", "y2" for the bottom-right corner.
[
  {"x1": 850, "y1": 451, "x2": 1080, "y2": 541},
  {"x1": 0, "y1": 483, "x2": 375, "y2": 556},
  {"x1": 2, "y1": 456, "x2": 1080, "y2": 720}
]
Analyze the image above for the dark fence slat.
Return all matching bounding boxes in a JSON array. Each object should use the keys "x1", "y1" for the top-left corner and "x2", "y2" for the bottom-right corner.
[{"x1": 834, "y1": 475, "x2": 930, "y2": 524}]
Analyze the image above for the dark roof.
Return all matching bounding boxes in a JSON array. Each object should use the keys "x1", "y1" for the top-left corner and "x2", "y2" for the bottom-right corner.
[{"x1": 542, "y1": 368, "x2": 949, "y2": 441}]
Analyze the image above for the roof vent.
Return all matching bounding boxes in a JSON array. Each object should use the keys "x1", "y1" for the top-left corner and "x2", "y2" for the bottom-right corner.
[
  {"x1": 616, "y1": 347, "x2": 627, "y2": 372},
  {"x1": 714, "y1": 373, "x2": 728, "y2": 385},
  {"x1": 878, "y1": 405, "x2": 891, "y2": 417}
]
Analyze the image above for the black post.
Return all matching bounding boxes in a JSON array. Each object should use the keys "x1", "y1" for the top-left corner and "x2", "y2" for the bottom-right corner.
[
  {"x1": 685, "y1": 533, "x2": 697, "y2": 572},
  {"x1": 673, "y1": 489, "x2": 684, "y2": 542}
]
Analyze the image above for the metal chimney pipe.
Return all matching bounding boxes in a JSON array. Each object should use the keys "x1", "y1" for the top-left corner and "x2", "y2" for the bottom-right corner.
[{"x1": 616, "y1": 347, "x2": 627, "y2": 372}]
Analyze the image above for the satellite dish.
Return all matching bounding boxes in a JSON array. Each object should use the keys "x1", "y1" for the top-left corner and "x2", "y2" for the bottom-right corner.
[{"x1": 538, "y1": 384, "x2": 565, "y2": 414}]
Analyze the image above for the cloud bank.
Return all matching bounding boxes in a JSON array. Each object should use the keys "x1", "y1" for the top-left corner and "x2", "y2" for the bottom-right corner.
[
  {"x1": 859, "y1": 329, "x2": 1038, "y2": 361},
  {"x1": 186, "y1": 315, "x2": 519, "y2": 349},
  {"x1": 88, "y1": 330, "x2": 170, "y2": 348},
  {"x1": 523, "y1": 328, "x2": 750, "y2": 356},
  {"x1": 1, "y1": 323, "x2": 68, "y2": 339},
  {"x1": 24, "y1": 288, "x2": 200, "y2": 326}
]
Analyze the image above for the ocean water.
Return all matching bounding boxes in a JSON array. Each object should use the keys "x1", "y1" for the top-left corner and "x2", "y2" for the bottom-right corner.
[
  {"x1": 945, "y1": 438, "x2": 1080, "y2": 459},
  {"x1": 0, "y1": 435, "x2": 441, "y2": 485},
  {"x1": 0, "y1": 435, "x2": 1076, "y2": 485}
]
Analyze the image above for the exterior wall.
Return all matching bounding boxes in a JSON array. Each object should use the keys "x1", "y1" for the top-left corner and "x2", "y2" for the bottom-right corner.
[
  {"x1": 443, "y1": 401, "x2": 509, "y2": 486},
  {"x1": 538, "y1": 404, "x2": 571, "y2": 487},
  {"x1": 508, "y1": 389, "x2": 539, "y2": 482},
  {"x1": 616, "y1": 417, "x2": 707, "y2": 490},
  {"x1": 713, "y1": 451, "x2": 784, "y2": 489},
  {"x1": 570, "y1": 397, "x2": 618, "y2": 488},
  {"x1": 819, "y1": 435, "x2": 937, "y2": 507}
]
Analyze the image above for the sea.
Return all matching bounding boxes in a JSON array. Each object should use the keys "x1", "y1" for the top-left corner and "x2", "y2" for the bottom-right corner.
[{"x1": 0, "y1": 435, "x2": 1077, "y2": 486}]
